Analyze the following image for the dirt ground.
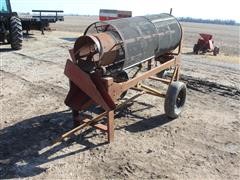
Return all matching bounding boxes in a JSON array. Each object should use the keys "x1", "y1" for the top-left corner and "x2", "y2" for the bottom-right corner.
[{"x1": 0, "y1": 16, "x2": 239, "y2": 179}]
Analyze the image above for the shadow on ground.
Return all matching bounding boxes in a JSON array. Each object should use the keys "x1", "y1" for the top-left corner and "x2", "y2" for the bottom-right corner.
[
  {"x1": 182, "y1": 51, "x2": 194, "y2": 55},
  {"x1": 0, "y1": 47, "x2": 14, "y2": 52},
  {"x1": 125, "y1": 114, "x2": 172, "y2": 132},
  {"x1": 0, "y1": 110, "x2": 106, "y2": 178},
  {"x1": 0, "y1": 34, "x2": 35, "y2": 53},
  {"x1": 0, "y1": 101, "x2": 173, "y2": 178},
  {"x1": 182, "y1": 51, "x2": 216, "y2": 56},
  {"x1": 23, "y1": 33, "x2": 36, "y2": 39},
  {"x1": 60, "y1": 37, "x2": 77, "y2": 42},
  {"x1": 115, "y1": 101, "x2": 173, "y2": 132}
]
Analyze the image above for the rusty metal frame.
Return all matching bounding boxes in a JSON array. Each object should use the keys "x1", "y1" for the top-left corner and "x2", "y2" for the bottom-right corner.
[{"x1": 55, "y1": 43, "x2": 182, "y2": 145}]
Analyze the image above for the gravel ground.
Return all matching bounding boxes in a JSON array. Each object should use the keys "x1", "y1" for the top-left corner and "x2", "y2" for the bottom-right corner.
[{"x1": 0, "y1": 17, "x2": 239, "y2": 179}]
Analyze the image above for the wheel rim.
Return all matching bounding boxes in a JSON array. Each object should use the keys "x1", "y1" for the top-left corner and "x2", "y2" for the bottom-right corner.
[{"x1": 176, "y1": 89, "x2": 185, "y2": 108}]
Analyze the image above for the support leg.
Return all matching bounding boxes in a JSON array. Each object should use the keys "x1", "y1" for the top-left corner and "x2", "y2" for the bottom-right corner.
[
  {"x1": 41, "y1": 24, "x2": 45, "y2": 35},
  {"x1": 170, "y1": 66, "x2": 178, "y2": 83},
  {"x1": 176, "y1": 66, "x2": 180, "y2": 81},
  {"x1": 41, "y1": 28, "x2": 44, "y2": 35},
  {"x1": 107, "y1": 110, "x2": 114, "y2": 143},
  {"x1": 147, "y1": 59, "x2": 152, "y2": 70}
]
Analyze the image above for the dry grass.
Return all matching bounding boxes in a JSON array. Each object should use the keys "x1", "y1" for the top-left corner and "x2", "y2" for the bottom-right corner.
[
  {"x1": 181, "y1": 22, "x2": 240, "y2": 56},
  {"x1": 54, "y1": 16, "x2": 240, "y2": 56}
]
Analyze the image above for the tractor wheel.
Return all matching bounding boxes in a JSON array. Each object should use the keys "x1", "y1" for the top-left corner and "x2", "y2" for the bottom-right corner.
[
  {"x1": 164, "y1": 81, "x2": 187, "y2": 119},
  {"x1": 113, "y1": 70, "x2": 129, "y2": 99},
  {"x1": 213, "y1": 47, "x2": 219, "y2": 56},
  {"x1": 193, "y1": 44, "x2": 199, "y2": 54},
  {"x1": 10, "y1": 16, "x2": 23, "y2": 50}
]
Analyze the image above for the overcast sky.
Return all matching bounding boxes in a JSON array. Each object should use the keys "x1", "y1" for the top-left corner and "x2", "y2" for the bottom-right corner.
[{"x1": 11, "y1": 0, "x2": 240, "y2": 22}]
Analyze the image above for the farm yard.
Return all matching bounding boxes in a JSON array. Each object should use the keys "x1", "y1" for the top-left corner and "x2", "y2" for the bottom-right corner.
[{"x1": 0, "y1": 16, "x2": 239, "y2": 179}]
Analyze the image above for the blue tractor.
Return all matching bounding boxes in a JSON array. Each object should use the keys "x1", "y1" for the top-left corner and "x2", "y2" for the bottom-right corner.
[{"x1": 0, "y1": 0, "x2": 23, "y2": 50}]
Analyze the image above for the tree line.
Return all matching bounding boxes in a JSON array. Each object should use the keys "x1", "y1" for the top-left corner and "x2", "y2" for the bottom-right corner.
[{"x1": 178, "y1": 17, "x2": 239, "y2": 26}]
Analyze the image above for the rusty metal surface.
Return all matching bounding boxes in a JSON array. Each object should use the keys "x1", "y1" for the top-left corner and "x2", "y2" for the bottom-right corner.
[
  {"x1": 73, "y1": 32, "x2": 120, "y2": 66},
  {"x1": 64, "y1": 59, "x2": 115, "y2": 111},
  {"x1": 61, "y1": 53, "x2": 181, "y2": 143},
  {"x1": 62, "y1": 13, "x2": 184, "y2": 143},
  {"x1": 84, "y1": 13, "x2": 182, "y2": 69}
]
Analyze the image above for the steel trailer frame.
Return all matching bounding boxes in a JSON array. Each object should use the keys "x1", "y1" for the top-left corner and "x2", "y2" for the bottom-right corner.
[
  {"x1": 21, "y1": 10, "x2": 64, "y2": 35},
  {"x1": 54, "y1": 42, "x2": 182, "y2": 144}
]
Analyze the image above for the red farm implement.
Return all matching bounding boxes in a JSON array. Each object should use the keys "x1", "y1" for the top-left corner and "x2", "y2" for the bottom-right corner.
[
  {"x1": 99, "y1": 9, "x2": 132, "y2": 21},
  {"x1": 193, "y1": 33, "x2": 219, "y2": 56}
]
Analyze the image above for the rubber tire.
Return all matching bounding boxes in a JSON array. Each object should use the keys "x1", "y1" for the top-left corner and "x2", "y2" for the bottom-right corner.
[
  {"x1": 213, "y1": 47, "x2": 219, "y2": 56},
  {"x1": 164, "y1": 81, "x2": 187, "y2": 119},
  {"x1": 193, "y1": 44, "x2": 199, "y2": 54},
  {"x1": 10, "y1": 16, "x2": 23, "y2": 50}
]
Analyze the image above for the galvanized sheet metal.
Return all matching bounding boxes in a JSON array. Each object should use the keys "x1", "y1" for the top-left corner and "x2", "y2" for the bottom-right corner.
[
  {"x1": 84, "y1": 13, "x2": 182, "y2": 69},
  {"x1": 107, "y1": 17, "x2": 158, "y2": 69},
  {"x1": 144, "y1": 14, "x2": 182, "y2": 57}
]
